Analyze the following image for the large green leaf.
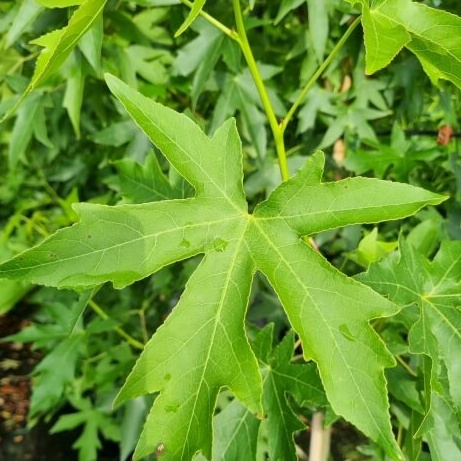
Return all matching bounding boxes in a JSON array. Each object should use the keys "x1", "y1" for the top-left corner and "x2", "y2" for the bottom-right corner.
[
  {"x1": 0, "y1": 75, "x2": 447, "y2": 460},
  {"x1": 357, "y1": 239, "x2": 461, "y2": 459},
  {"x1": 353, "y1": 0, "x2": 461, "y2": 89}
]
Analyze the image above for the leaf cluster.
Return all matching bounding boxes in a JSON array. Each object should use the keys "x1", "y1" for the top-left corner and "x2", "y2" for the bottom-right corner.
[{"x1": 1, "y1": 1, "x2": 461, "y2": 461}]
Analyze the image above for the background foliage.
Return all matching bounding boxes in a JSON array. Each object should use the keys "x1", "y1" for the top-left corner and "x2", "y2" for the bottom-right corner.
[{"x1": 1, "y1": 0, "x2": 461, "y2": 460}]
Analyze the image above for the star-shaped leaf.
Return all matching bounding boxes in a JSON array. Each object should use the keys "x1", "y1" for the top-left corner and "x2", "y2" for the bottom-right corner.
[
  {"x1": 0, "y1": 74, "x2": 446, "y2": 460},
  {"x1": 357, "y1": 239, "x2": 461, "y2": 458}
]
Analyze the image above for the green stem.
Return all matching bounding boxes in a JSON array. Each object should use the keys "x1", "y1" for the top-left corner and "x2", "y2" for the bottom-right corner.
[
  {"x1": 89, "y1": 300, "x2": 144, "y2": 350},
  {"x1": 179, "y1": 0, "x2": 238, "y2": 41},
  {"x1": 232, "y1": 0, "x2": 289, "y2": 180},
  {"x1": 396, "y1": 355, "x2": 417, "y2": 377},
  {"x1": 281, "y1": 15, "x2": 362, "y2": 134}
]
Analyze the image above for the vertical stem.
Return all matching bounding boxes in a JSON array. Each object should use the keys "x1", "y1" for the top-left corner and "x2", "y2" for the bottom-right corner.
[
  {"x1": 281, "y1": 16, "x2": 361, "y2": 133},
  {"x1": 232, "y1": 0, "x2": 290, "y2": 181},
  {"x1": 179, "y1": 2, "x2": 360, "y2": 182}
]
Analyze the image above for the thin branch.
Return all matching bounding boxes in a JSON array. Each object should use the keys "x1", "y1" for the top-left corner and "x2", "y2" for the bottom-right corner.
[
  {"x1": 396, "y1": 355, "x2": 417, "y2": 377},
  {"x1": 179, "y1": 0, "x2": 238, "y2": 41},
  {"x1": 89, "y1": 300, "x2": 144, "y2": 350},
  {"x1": 281, "y1": 16, "x2": 362, "y2": 134}
]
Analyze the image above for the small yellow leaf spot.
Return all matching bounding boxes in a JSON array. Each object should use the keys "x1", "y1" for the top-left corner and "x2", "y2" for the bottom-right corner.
[{"x1": 155, "y1": 443, "x2": 165, "y2": 456}]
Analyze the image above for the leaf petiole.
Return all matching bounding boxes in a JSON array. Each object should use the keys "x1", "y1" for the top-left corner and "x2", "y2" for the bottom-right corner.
[
  {"x1": 180, "y1": 0, "x2": 291, "y2": 180},
  {"x1": 179, "y1": 0, "x2": 237, "y2": 41},
  {"x1": 281, "y1": 15, "x2": 362, "y2": 134},
  {"x1": 89, "y1": 300, "x2": 144, "y2": 350},
  {"x1": 395, "y1": 355, "x2": 417, "y2": 377}
]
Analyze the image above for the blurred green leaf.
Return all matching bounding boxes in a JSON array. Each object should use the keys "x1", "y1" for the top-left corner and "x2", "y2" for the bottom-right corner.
[
  {"x1": 36, "y1": 1, "x2": 85, "y2": 6},
  {"x1": 307, "y1": 0, "x2": 329, "y2": 62},
  {"x1": 2, "y1": 0, "x2": 108, "y2": 121},
  {"x1": 348, "y1": 228, "x2": 397, "y2": 269},
  {"x1": 175, "y1": 0, "x2": 207, "y2": 37},
  {"x1": 211, "y1": 399, "x2": 260, "y2": 461},
  {"x1": 51, "y1": 399, "x2": 119, "y2": 461},
  {"x1": 345, "y1": 124, "x2": 444, "y2": 180},
  {"x1": 120, "y1": 398, "x2": 150, "y2": 461},
  {"x1": 30, "y1": 335, "x2": 83, "y2": 417},
  {"x1": 89, "y1": 121, "x2": 140, "y2": 147},
  {"x1": 6, "y1": 0, "x2": 43, "y2": 46},
  {"x1": 358, "y1": 239, "x2": 461, "y2": 456},
  {"x1": 0, "y1": 279, "x2": 30, "y2": 315},
  {"x1": 8, "y1": 92, "x2": 43, "y2": 168},
  {"x1": 274, "y1": 0, "x2": 305, "y2": 24},
  {"x1": 112, "y1": 153, "x2": 179, "y2": 203},
  {"x1": 126, "y1": 45, "x2": 172, "y2": 85},
  {"x1": 78, "y1": 13, "x2": 103, "y2": 74},
  {"x1": 63, "y1": 53, "x2": 86, "y2": 138}
]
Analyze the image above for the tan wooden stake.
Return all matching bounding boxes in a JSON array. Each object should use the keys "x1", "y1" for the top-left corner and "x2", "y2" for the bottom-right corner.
[{"x1": 308, "y1": 412, "x2": 331, "y2": 461}]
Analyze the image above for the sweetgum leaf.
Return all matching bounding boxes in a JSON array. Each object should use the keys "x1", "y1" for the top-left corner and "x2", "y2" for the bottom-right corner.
[
  {"x1": 210, "y1": 399, "x2": 260, "y2": 461},
  {"x1": 0, "y1": 198, "x2": 241, "y2": 289},
  {"x1": 356, "y1": 0, "x2": 461, "y2": 89},
  {"x1": 117, "y1": 233, "x2": 262, "y2": 460},
  {"x1": 112, "y1": 153, "x2": 180, "y2": 203},
  {"x1": 421, "y1": 393, "x2": 461, "y2": 461},
  {"x1": 253, "y1": 325, "x2": 327, "y2": 461},
  {"x1": 253, "y1": 152, "x2": 443, "y2": 235},
  {"x1": 357, "y1": 239, "x2": 461, "y2": 457},
  {"x1": 30, "y1": 335, "x2": 83, "y2": 417},
  {"x1": 0, "y1": 74, "x2": 448, "y2": 460}
]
